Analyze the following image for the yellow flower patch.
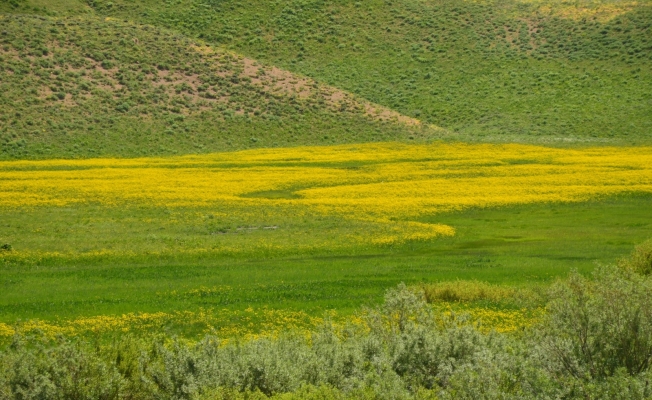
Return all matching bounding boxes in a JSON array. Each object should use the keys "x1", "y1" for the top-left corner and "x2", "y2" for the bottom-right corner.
[
  {"x1": 0, "y1": 308, "x2": 324, "y2": 342},
  {"x1": 0, "y1": 142, "x2": 650, "y2": 247}
]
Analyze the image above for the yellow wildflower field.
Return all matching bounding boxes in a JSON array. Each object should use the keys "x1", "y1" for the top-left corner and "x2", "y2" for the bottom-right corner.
[{"x1": 0, "y1": 142, "x2": 650, "y2": 247}]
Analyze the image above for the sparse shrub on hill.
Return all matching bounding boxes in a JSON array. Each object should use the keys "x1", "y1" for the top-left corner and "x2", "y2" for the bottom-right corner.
[
  {"x1": 79, "y1": 0, "x2": 652, "y2": 142},
  {"x1": 3, "y1": 0, "x2": 651, "y2": 149}
]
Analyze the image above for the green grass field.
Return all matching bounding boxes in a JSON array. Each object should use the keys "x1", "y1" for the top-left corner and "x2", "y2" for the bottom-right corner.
[{"x1": 2, "y1": 193, "x2": 650, "y2": 326}]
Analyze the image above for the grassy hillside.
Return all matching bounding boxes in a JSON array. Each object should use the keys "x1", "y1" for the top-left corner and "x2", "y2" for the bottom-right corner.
[
  {"x1": 1, "y1": 0, "x2": 650, "y2": 156},
  {"x1": 0, "y1": 14, "x2": 427, "y2": 159},
  {"x1": 72, "y1": 0, "x2": 652, "y2": 143}
]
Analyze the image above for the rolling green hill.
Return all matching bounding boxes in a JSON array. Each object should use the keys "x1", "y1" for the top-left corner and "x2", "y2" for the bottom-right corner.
[
  {"x1": 76, "y1": 0, "x2": 652, "y2": 143},
  {"x1": 0, "y1": 14, "x2": 427, "y2": 159},
  {"x1": 1, "y1": 0, "x2": 650, "y2": 154}
]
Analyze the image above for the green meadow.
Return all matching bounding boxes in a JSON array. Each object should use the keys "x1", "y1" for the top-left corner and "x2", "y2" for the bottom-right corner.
[{"x1": 2, "y1": 193, "x2": 650, "y2": 324}]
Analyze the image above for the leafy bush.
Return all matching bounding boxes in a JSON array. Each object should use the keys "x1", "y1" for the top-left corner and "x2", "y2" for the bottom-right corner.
[
  {"x1": 536, "y1": 265, "x2": 652, "y2": 381},
  {"x1": 619, "y1": 239, "x2": 652, "y2": 276},
  {"x1": 5, "y1": 339, "x2": 124, "y2": 400}
]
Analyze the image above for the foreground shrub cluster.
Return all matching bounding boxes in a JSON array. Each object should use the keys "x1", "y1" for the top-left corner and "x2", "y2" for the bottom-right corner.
[{"x1": 2, "y1": 264, "x2": 652, "y2": 399}]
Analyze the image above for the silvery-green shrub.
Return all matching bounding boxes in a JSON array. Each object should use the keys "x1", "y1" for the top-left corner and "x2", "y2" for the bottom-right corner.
[
  {"x1": 619, "y1": 239, "x2": 652, "y2": 276},
  {"x1": 6, "y1": 338, "x2": 124, "y2": 400},
  {"x1": 535, "y1": 266, "x2": 652, "y2": 382}
]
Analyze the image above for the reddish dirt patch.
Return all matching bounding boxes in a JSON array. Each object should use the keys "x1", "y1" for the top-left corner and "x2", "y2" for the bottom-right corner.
[{"x1": 237, "y1": 55, "x2": 420, "y2": 126}]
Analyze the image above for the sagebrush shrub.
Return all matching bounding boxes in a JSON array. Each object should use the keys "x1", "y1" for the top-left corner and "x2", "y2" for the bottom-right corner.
[
  {"x1": 619, "y1": 239, "x2": 652, "y2": 276},
  {"x1": 536, "y1": 266, "x2": 652, "y2": 380},
  {"x1": 6, "y1": 338, "x2": 124, "y2": 400}
]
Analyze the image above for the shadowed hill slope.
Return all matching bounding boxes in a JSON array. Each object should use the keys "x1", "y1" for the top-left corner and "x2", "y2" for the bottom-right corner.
[{"x1": 0, "y1": 14, "x2": 430, "y2": 159}]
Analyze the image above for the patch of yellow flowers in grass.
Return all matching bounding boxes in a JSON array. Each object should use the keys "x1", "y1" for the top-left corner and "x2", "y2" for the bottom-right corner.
[
  {"x1": 1, "y1": 142, "x2": 650, "y2": 245},
  {"x1": 0, "y1": 281, "x2": 543, "y2": 340},
  {"x1": 436, "y1": 305, "x2": 546, "y2": 334},
  {"x1": 0, "y1": 307, "x2": 325, "y2": 343},
  {"x1": 0, "y1": 305, "x2": 540, "y2": 342},
  {"x1": 423, "y1": 280, "x2": 546, "y2": 333},
  {"x1": 0, "y1": 323, "x2": 14, "y2": 337}
]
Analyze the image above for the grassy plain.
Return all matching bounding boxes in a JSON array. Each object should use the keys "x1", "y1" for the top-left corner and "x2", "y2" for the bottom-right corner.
[
  {"x1": 0, "y1": 143, "x2": 650, "y2": 339},
  {"x1": 1, "y1": 192, "x2": 650, "y2": 338}
]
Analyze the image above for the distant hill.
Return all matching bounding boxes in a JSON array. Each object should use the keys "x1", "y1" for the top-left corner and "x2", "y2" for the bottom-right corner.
[
  {"x1": 81, "y1": 0, "x2": 652, "y2": 143},
  {"x1": 1, "y1": 0, "x2": 651, "y2": 156},
  {"x1": 0, "y1": 14, "x2": 427, "y2": 159}
]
